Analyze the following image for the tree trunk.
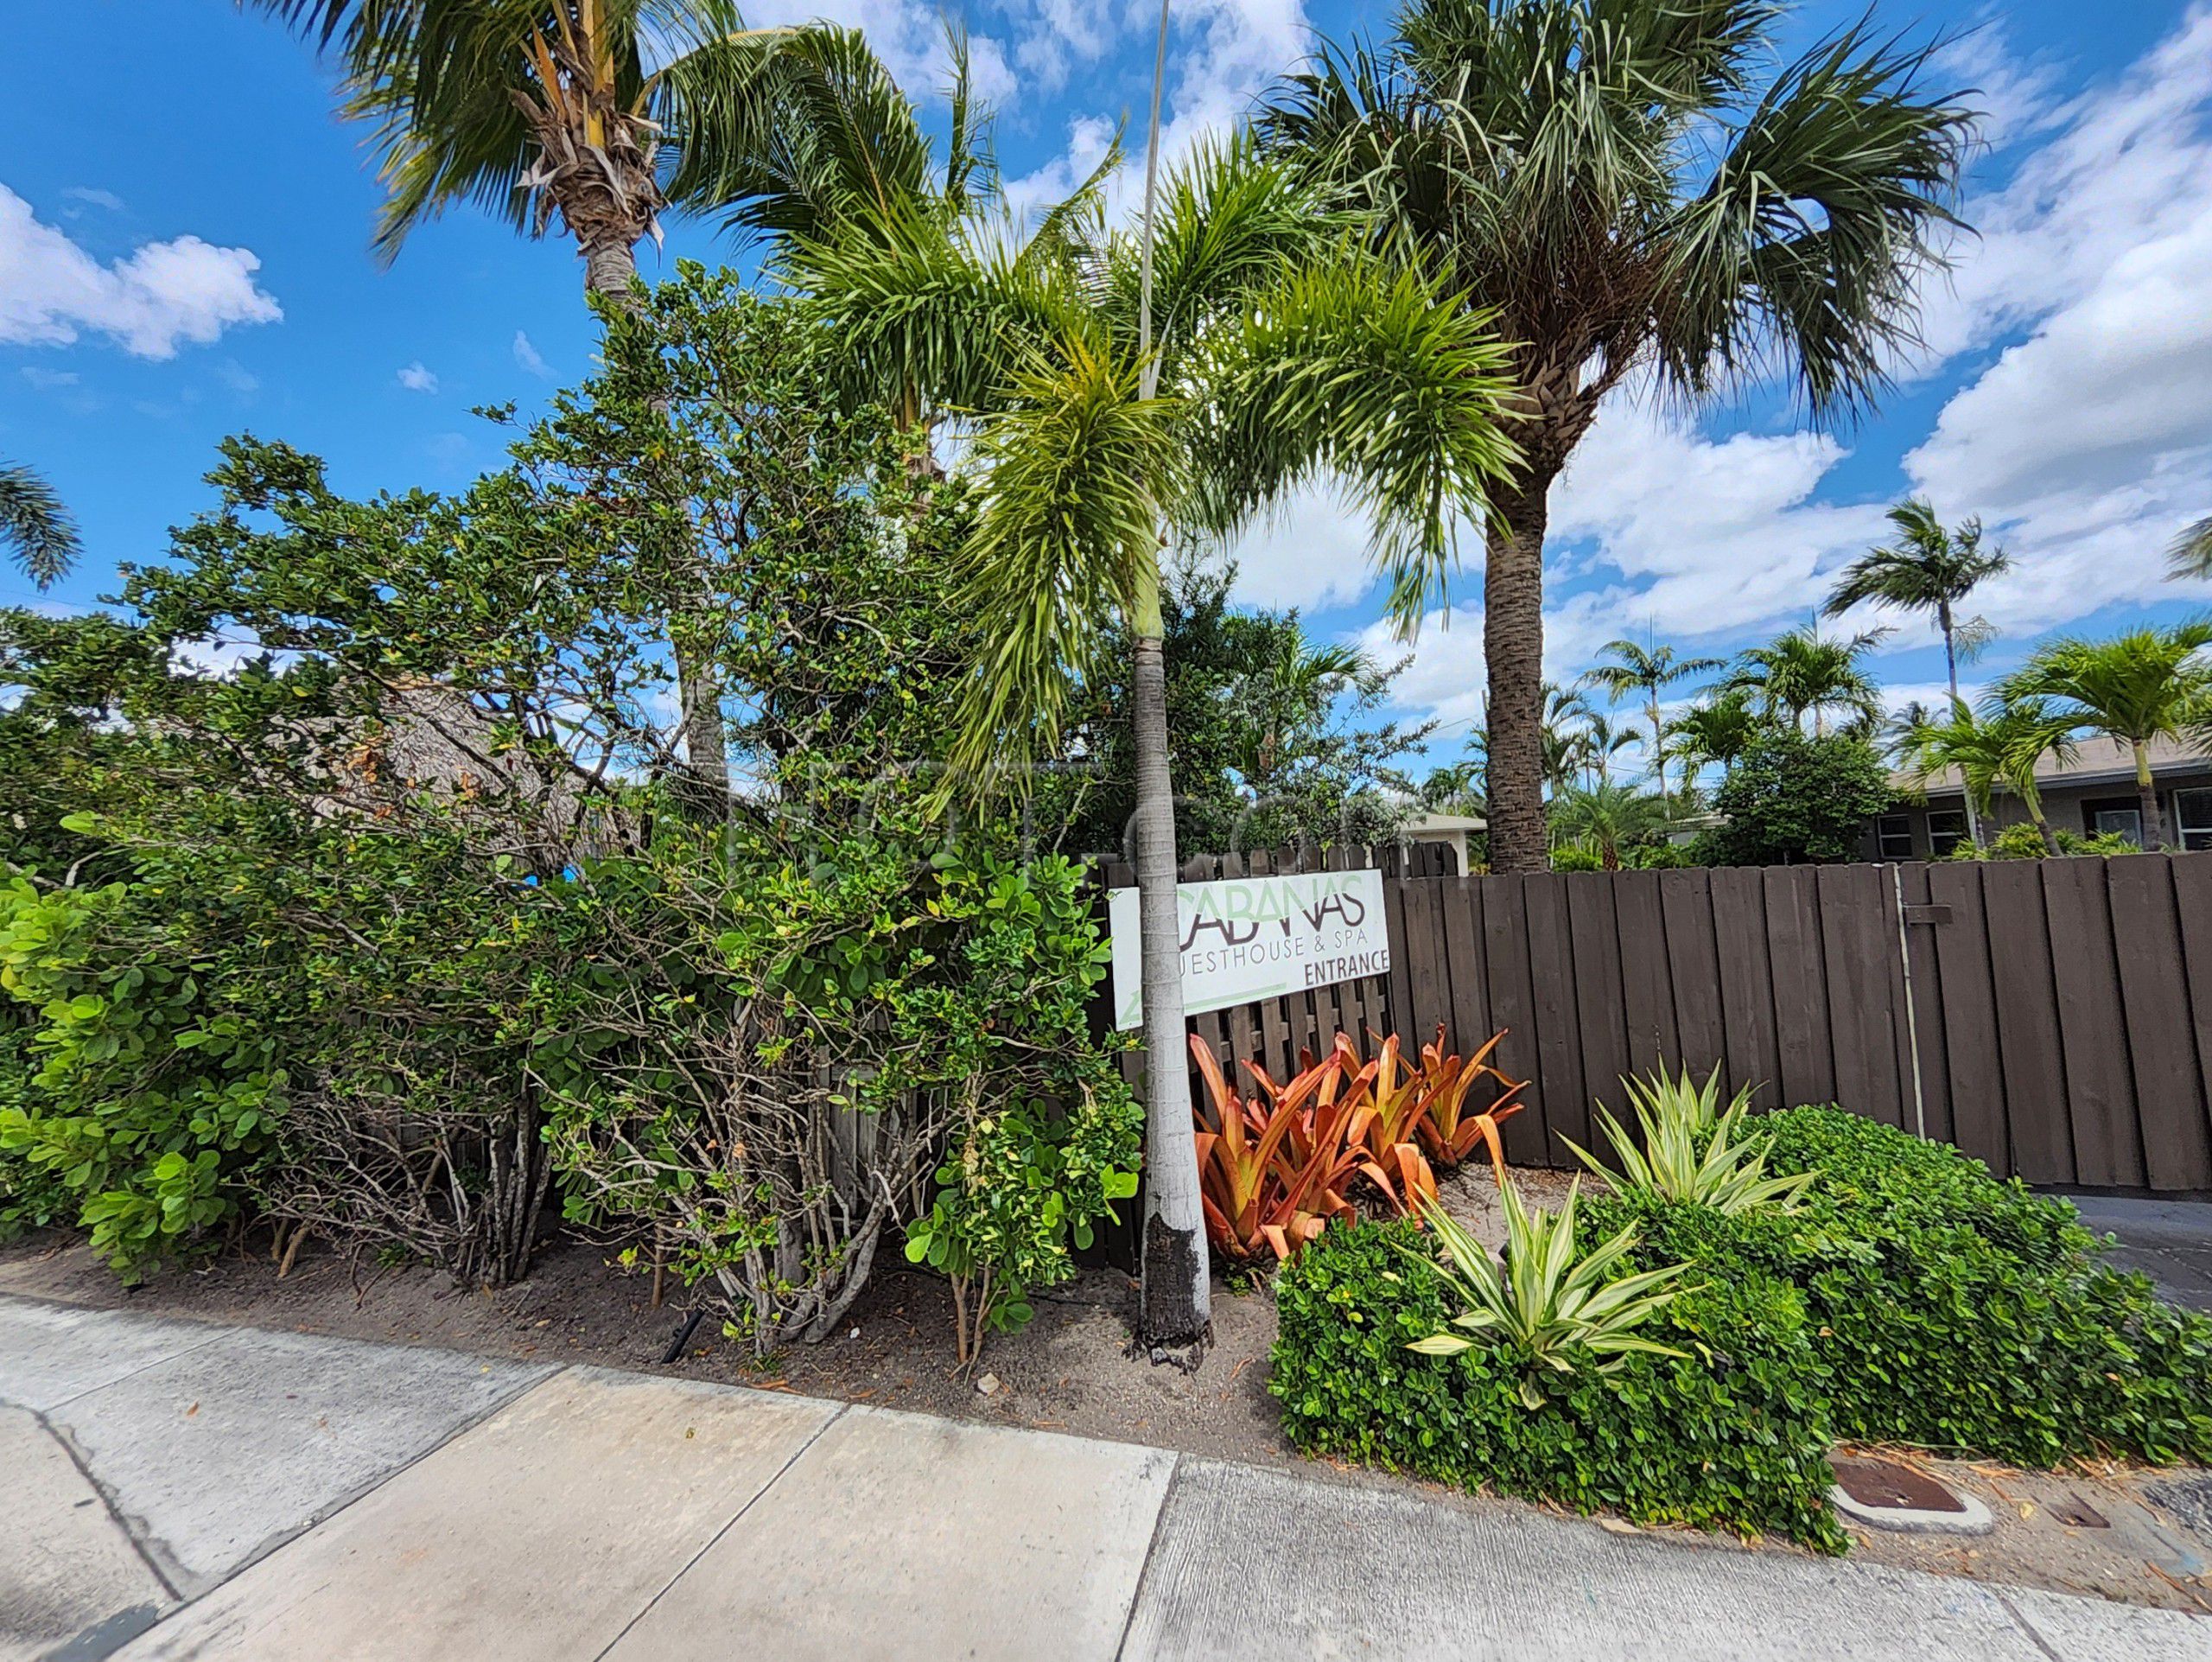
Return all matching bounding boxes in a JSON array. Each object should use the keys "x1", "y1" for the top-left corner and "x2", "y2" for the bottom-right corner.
[
  {"x1": 582, "y1": 235, "x2": 731, "y2": 807},
  {"x1": 1484, "y1": 472, "x2": 1552, "y2": 873},
  {"x1": 1130, "y1": 615, "x2": 1210, "y2": 1354},
  {"x1": 1942, "y1": 602, "x2": 1983, "y2": 849},
  {"x1": 2134, "y1": 740, "x2": 2168, "y2": 850},
  {"x1": 2027, "y1": 798, "x2": 2062, "y2": 856}
]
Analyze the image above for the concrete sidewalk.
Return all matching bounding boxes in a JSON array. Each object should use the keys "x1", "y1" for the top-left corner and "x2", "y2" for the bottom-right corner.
[{"x1": 3, "y1": 1295, "x2": 2207, "y2": 1662}]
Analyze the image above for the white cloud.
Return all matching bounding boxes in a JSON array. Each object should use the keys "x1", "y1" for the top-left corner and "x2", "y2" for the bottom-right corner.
[
  {"x1": 512, "y1": 330, "x2": 552, "y2": 379},
  {"x1": 1215, "y1": 479, "x2": 1395, "y2": 615},
  {"x1": 734, "y1": 0, "x2": 1014, "y2": 105},
  {"x1": 0, "y1": 185, "x2": 281, "y2": 359},
  {"x1": 62, "y1": 186, "x2": 125, "y2": 213},
  {"x1": 397, "y1": 360, "x2": 440, "y2": 394},
  {"x1": 1901, "y1": 9, "x2": 2212, "y2": 640},
  {"x1": 18, "y1": 366, "x2": 79, "y2": 390},
  {"x1": 1003, "y1": 115, "x2": 1121, "y2": 226}
]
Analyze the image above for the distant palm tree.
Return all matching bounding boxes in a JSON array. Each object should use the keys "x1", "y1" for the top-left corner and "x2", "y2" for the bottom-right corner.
[
  {"x1": 2170, "y1": 516, "x2": 2212, "y2": 582},
  {"x1": 1671, "y1": 688, "x2": 1764, "y2": 786},
  {"x1": 1259, "y1": 0, "x2": 1972, "y2": 871},
  {"x1": 1578, "y1": 636, "x2": 1723, "y2": 801},
  {"x1": 1900, "y1": 700, "x2": 2075, "y2": 856},
  {"x1": 1421, "y1": 758, "x2": 1484, "y2": 815},
  {"x1": 1232, "y1": 634, "x2": 1369, "y2": 787},
  {"x1": 1576, "y1": 710, "x2": 1641, "y2": 791},
  {"x1": 1729, "y1": 626, "x2": 1891, "y2": 737},
  {"x1": 1825, "y1": 499, "x2": 2011, "y2": 844},
  {"x1": 0, "y1": 462, "x2": 79, "y2": 589},
  {"x1": 1998, "y1": 625, "x2": 2212, "y2": 850},
  {"x1": 1548, "y1": 781, "x2": 1664, "y2": 870}
]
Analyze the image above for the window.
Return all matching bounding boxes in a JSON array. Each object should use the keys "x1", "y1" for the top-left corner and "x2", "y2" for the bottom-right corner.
[
  {"x1": 1927, "y1": 810, "x2": 1968, "y2": 858},
  {"x1": 2176, "y1": 789, "x2": 2212, "y2": 853},
  {"x1": 1876, "y1": 813, "x2": 1915, "y2": 861},
  {"x1": 2094, "y1": 807, "x2": 2144, "y2": 847}
]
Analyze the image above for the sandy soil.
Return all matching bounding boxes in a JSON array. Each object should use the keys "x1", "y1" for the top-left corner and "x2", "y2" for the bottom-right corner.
[{"x1": 4, "y1": 1171, "x2": 2208, "y2": 1614}]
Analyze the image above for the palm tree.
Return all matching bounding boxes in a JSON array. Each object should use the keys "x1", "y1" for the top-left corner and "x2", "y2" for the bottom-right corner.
[
  {"x1": 249, "y1": 0, "x2": 868, "y2": 793},
  {"x1": 1231, "y1": 635, "x2": 1369, "y2": 789},
  {"x1": 1824, "y1": 498, "x2": 2010, "y2": 844},
  {"x1": 1671, "y1": 687, "x2": 1764, "y2": 786},
  {"x1": 1421, "y1": 757, "x2": 1484, "y2": 815},
  {"x1": 0, "y1": 462, "x2": 79, "y2": 590},
  {"x1": 1576, "y1": 710, "x2": 1641, "y2": 790},
  {"x1": 792, "y1": 136, "x2": 1517, "y2": 1350},
  {"x1": 1259, "y1": 0, "x2": 1971, "y2": 872},
  {"x1": 1998, "y1": 625, "x2": 2212, "y2": 850},
  {"x1": 1728, "y1": 625, "x2": 1891, "y2": 737},
  {"x1": 1578, "y1": 636, "x2": 1722, "y2": 800},
  {"x1": 1900, "y1": 699, "x2": 2075, "y2": 856},
  {"x1": 1548, "y1": 780, "x2": 1663, "y2": 870},
  {"x1": 2170, "y1": 517, "x2": 2212, "y2": 582}
]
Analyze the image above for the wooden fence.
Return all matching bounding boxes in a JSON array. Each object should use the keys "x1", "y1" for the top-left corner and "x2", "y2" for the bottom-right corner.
[{"x1": 1122, "y1": 850, "x2": 2212, "y2": 1195}]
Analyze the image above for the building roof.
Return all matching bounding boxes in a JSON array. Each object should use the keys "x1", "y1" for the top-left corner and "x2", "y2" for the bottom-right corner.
[
  {"x1": 1405, "y1": 811, "x2": 1488, "y2": 833},
  {"x1": 1897, "y1": 733, "x2": 2212, "y2": 796}
]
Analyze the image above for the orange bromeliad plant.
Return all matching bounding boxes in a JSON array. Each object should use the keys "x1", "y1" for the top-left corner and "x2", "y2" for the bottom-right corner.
[{"x1": 1185, "y1": 1025, "x2": 1529, "y2": 1264}]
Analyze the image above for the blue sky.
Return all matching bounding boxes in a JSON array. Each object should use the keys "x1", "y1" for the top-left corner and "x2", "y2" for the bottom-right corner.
[{"x1": 4, "y1": 1, "x2": 2210, "y2": 774}]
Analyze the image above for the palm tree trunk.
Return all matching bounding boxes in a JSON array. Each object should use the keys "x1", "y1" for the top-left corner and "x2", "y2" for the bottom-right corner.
[
  {"x1": 1648, "y1": 690, "x2": 1669, "y2": 802},
  {"x1": 2026, "y1": 796, "x2": 2061, "y2": 857},
  {"x1": 1941, "y1": 602, "x2": 1983, "y2": 849},
  {"x1": 2133, "y1": 739, "x2": 2167, "y2": 850},
  {"x1": 1484, "y1": 473, "x2": 1551, "y2": 874},
  {"x1": 1130, "y1": 606, "x2": 1210, "y2": 1353},
  {"x1": 583, "y1": 235, "x2": 731, "y2": 808}
]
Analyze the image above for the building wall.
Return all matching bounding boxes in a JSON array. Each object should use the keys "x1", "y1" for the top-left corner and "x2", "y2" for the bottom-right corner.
[{"x1": 1859, "y1": 769, "x2": 2212, "y2": 861}]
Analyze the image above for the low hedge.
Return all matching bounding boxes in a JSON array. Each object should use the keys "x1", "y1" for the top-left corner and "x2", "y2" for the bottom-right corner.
[
  {"x1": 1589, "y1": 1107, "x2": 2212, "y2": 1468},
  {"x1": 1271, "y1": 1219, "x2": 1847, "y2": 1551}
]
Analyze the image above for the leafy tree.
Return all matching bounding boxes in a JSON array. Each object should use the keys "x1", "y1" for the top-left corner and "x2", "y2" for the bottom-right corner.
[
  {"x1": 791, "y1": 133, "x2": 1518, "y2": 1349},
  {"x1": 1703, "y1": 727, "x2": 1893, "y2": 867},
  {"x1": 1728, "y1": 624, "x2": 1890, "y2": 736},
  {"x1": 0, "y1": 462, "x2": 79, "y2": 590},
  {"x1": 247, "y1": 0, "x2": 890, "y2": 795},
  {"x1": 1824, "y1": 499, "x2": 2010, "y2": 844},
  {"x1": 1899, "y1": 700, "x2": 2074, "y2": 856},
  {"x1": 1579, "y1": 637, "x2": 1723, "y2": 800},
  {"x1": 1260, "y1": 0, "x2": 1972, "y2": 871},
  {"x1": 1997, "y1": 624, "x2": 2212, "y2": 850}
]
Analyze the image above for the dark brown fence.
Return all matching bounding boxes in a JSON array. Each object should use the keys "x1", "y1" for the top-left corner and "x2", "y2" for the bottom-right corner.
[{"x1": 1127, "y1": 850, "x2": 2212, "y2": 1195}]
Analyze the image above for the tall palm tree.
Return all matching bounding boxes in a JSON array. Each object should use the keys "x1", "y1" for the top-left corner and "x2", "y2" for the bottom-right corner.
[
  {"x1": 1900, "y1": 699, "x2": 2074, "y2": 856},
  {"x1": 1671, "y1": 686, "x2": 1764, "y2": 783},
  {"x1": 1576, "y1": 710, "x2": 1640, "y2": 790},
  {"x1": 249, "y1": 0, "x2": 868, "y2": 792},
  {"x1": 1998, "y1": 625, "x2": 2212, "y2": 850},
  {"x1": 1578, "y1": 635, "x2": 1722, "y2": 800},
  {"x1": 1258, "y1": 0, "x2": 1971, "y2": 872},
  {"x1": 2170, "y1": 516, "x2": 2212, "y2": 582},
  {"x1": 1824, "y1": 498, "x2": 2010, "y2": 844},
  {"x1": 792, "y1": 137, "x2": 1517, "y2": 1351},
  {"x1": 1728, "y1": 625, "x2": 1891, "y2": 737},
  {"x1": 0, "y1": 462, "x2": 79, "y2": 590}
]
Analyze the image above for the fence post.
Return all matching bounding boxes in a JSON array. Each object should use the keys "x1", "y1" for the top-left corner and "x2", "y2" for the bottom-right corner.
[{"x1": 1890, "y1": 863, "x2": 1929, "y2": 1142}]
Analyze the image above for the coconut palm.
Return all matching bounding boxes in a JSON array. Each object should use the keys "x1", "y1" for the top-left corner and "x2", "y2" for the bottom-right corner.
[
  {"x1": 1548, "y1": 781, "x2": 1664, "y2": 870},
  {"x1": 1258, "y1": 0, "x2": 1971, "y2": 872},
  {"x1": 1900, "y1": 699, "x2": 2075, "y2": 857},
  {"x1": 2170, "y1": 517, "x2": 2212, "y2": 582},
  {"x1": 1997, "y1": 625, "x2": 2212, "y2": 850},
  {"x1": 791, "y1": 133, "x2": 1518, "y2": 1348},
  {"x1": 0, "y1": 462, "x2": 79, "y2": 590},
  {"x1": 1671, "y1": 687, "x2": 1764, "y2": 785},
  {"x1": 248, "y1": 0, "x2": 893, "y2": 793},
  {"x1": 1824, "y1": 498, "x2": 2010, "y2": 843},
  {"x1": 1728, "y1": 625, "x2": 1891, "y2": 737},
  {"x1": 1578, "y1": 636, "x2": 1723, "y2": 800}
]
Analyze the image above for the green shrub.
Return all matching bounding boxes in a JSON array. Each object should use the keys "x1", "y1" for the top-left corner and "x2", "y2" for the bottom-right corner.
[
  {"x1": 1948, "y1": 824, "x2": 2142, "y2": 861},
  {"x1": 1596, "y1": 1108, "x2": 2212, "y2": 1467},
  {"x1": 1564, "y1": 1063, "x2": 1814, "y2": 1215},
  {"x1": 0, "y1": 876, "x2": 282, "y2": 1277},
  {"x1": 1272, "y1": 1219, "x2": 1846, "y2": 1551}
]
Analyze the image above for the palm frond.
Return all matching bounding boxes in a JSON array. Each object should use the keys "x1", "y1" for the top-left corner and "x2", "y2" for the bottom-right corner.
[{"x1": 0, "y1": 462, "x2": 80, "y2": 590}]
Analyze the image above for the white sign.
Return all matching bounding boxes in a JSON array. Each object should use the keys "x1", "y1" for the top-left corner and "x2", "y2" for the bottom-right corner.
[{"x1": 1108, "y1": 869, "x2": 1390, "y2": 1030}]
